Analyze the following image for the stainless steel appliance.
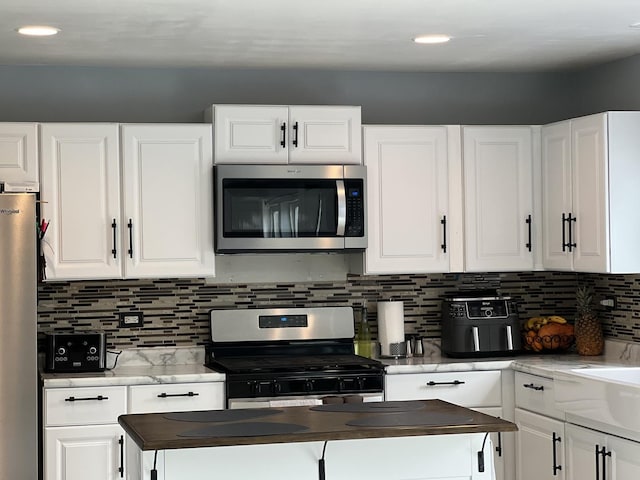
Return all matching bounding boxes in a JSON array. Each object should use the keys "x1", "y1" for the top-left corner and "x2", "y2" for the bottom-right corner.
[
  {"x1": 0, "y1": 193, "x2": 37, "y2": 479},
  {"x1": 45, "y1": 332, "x2": 107, "y2": 372},
  {"x1": 441, "y1": 294, "x2": 522, "y2": 357},
  {"x1": 215, "y1": 164, "x2": 366, "y2": 252},
  {"x1": 204, "y1": 307, "x2": 384, "y2": 408}
]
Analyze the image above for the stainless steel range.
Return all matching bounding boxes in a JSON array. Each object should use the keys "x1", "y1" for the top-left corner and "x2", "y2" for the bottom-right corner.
[{"x1": 204, "y1": 307, "x2": 384, "y2": 408}]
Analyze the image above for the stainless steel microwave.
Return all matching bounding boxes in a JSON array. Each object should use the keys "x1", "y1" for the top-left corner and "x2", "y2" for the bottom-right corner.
[{"x1": 215, "y1": 164, "x2": 366, "y2": 252}]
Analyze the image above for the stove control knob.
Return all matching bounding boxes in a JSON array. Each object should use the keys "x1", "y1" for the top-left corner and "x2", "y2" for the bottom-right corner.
[
  {"x1": 273, "y1": 382, "x2": 282, "y2": 394},
  {"x1": 88, "y1": 346, "x2": 97, "y2": 355},
  {"x1": 304, "y1": 380, "x2": 314, "y2": 392},
  {"x1": 57, "y1": 347, "x2": 66, "y2": 356}
]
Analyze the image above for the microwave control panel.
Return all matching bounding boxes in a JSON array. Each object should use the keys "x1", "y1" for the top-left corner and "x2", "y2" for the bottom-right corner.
[{"x1": 345, "y1": 180, "x2": 364, "y2": 237}]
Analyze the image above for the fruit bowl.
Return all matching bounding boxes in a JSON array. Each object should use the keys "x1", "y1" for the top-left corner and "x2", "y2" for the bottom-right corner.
[
  {"x1": 522, "y1": 316, "x2": 575, "y2": 353},
  {"x1": 522, "y1": 332, "x2": 575, "y2": 352}
]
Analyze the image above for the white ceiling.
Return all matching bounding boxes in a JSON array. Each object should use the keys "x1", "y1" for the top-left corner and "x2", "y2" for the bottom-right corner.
[{"x1": 2, "y1": 0, "x2": 640, "y2": 72}]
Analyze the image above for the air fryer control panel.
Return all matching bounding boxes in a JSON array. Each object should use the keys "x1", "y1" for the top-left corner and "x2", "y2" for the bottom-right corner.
[
  {"x1": 447, "y1": 298, "x2": 513, "y2": 319},
  {"x1": 45, "y1": 332, "x2": 107, "y2": 372}
]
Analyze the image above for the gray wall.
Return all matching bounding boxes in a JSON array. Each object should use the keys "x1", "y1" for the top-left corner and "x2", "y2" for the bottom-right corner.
[
  {"x1": 573, "y1": 54, "x2": 640, "y2": 117},
  {"x1": 0, "y1": 65, "x2": 581, "y2": 125}
]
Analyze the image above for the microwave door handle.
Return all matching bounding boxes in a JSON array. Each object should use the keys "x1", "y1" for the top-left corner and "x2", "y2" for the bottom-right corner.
[
  {"x1": 472, "y1": 326, "x2": 480, "y2": 352},
  {"x1": 506, "y1": 324, "x2": 514, "y2": 350},
  {"x1": 336, "y1": 180, "x2": 346, "y2": 236}
]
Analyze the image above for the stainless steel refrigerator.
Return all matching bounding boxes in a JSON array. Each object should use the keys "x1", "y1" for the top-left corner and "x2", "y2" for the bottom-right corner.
[{"x1": 0, "y1": 193, "x2": 37, "y2": 479}]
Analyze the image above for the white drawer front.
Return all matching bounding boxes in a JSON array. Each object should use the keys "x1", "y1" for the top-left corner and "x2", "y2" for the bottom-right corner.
[
  {"x1": 385, "y1": 370, "x2": 502, "y2": 407},
  {"x1": 514, "y1": 371, "x2": 565, "y2": 420},
  {"x1": 128, "y1": 382, "x2": 224, "y2": 414},
  {"x1": 45, "y1": 386, "x2": 127, "y2": 427}
]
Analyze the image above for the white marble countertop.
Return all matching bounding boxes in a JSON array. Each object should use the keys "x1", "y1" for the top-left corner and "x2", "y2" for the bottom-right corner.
[
  {"x1": 382, "y1": 339, "x2": 640, "y2": 376},
  {"x1": 41, "y1": 346, "x2": 225, "y2": 388},
  {"x1": 41, "y1": 340, "x2": 640, "y2": 388}
]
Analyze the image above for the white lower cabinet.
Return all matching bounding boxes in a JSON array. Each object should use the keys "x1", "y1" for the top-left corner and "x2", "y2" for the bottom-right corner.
[
  {"x1": 514, "y1": 372, "x2": 566, "y2": 480},
  {"x1": 44, "y1": 381, "x2": 225, "y2": 480},
  {"x1": 44, "y1": 386, "x2": 127, "y2": 480},
  {"x1": 565, "y1": 423, "x2": 640, "y2": 480},
  {"x1": 384, "y1": 370, "x2": 510, "y2": 480},
  {"x1": 515, "y1": 409, "x2": 565, "y2": 480},
  {"x1": 45, "y1": 424, "x2": 125, "y2": 480}
]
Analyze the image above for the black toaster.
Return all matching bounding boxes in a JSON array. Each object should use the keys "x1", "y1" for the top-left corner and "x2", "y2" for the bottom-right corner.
[
  {"x1": 45, "y1": 332, "x2": 107, "y2": 372},
  {"x1": 441, "y1": 295, "x2": 522, "y2": 357}
]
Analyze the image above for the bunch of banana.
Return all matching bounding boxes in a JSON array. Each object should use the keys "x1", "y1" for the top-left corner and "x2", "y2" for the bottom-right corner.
[{"x1": 523, "y1": 315, "x2": 567, "y2": 333}]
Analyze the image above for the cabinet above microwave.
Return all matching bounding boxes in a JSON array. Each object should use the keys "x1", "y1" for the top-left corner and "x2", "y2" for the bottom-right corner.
[
  {"x1": 215, "y1": 164, "x2": 366, "y2": 253},
  {"x1": 207, "y1": 105, "x2": 362, "y2": 165}
]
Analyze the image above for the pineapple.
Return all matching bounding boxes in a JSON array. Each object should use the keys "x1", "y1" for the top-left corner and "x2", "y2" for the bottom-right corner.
[{"x1": 574, "y1": 285, "x2": 604, "y2": 356}]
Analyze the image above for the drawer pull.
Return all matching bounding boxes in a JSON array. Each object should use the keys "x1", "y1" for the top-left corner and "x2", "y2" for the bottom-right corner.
[
  {"x1": 157, "y1": 391, "x2": 199, "y2": 398},
  {"x1": 118, "y1": 435, "x2": 124, "y2": 478},
  {"x1": 523, "y1": 383, "x2": 544, "y2": 391},
  {"x1": 64, "y1": 395, "x2": 109, "y2": 402},
  {"x1": 552, "y1": 432, "x2": 562, "y2": 475},
  {"x1": 426, "y1": 380, "x2": 465, "y2": 386}
]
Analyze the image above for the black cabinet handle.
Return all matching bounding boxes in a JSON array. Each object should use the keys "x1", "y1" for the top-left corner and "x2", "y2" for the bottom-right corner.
[
  {"x1": 118, "y1": 435, "x2": 124, "y2": 478},
  {"x1": 426, "y1": 380, "x2": 465, "y2": 386},
  {"x1": 280, "y1": 122, "x2": 287, "y2": 147},
  {"x1": 564, "y1": 213, "x2": 577, "y2": 251},
  {"x1": 523, "y1": 383, "x2": 544, "y2": 391},
  {"x1": 495, "y1": 432, "x2": 502, "y2": 457},
  {"x1": 441, "y1": 216, "x2": 447, "y2": 253},
  {"x1": 157, "y1": 391, "x2": 200, "y2": 398},
  {"x1": 596, "y1": 444, "x2": 602, "y2": 480},
  {"x1": 525, "y1": 215, "x2": 532, "y2": 251},
  {"x1": 111, "y1": 219, "x2": 117, "y2": 258},
  {"x1": 552, "y1": 432, "x2": 562, "y2": 475},
  {"x1": 65, "y1": 395, "x2": 109, "y2": 402},
  {"x1": 292, "y1": 121, "x2": 299, "y2": 148},
  {"x1": 127, "y1": 219, "x2": 133, "y2": 258}
]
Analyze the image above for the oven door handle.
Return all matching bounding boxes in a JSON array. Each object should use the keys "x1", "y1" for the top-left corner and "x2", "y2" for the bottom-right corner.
[{"x1": 336, "y1": 179, "x2": 346, "y2": 236}]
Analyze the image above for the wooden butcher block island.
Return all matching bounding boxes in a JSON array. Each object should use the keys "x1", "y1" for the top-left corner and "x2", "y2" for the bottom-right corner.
[{"x1": 119, "y1": 400, "x2": 517, "y2": 480}]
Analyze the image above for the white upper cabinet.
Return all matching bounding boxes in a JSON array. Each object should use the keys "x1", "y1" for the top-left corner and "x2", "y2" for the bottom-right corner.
[
  {"x1": 121, "y1": 124, "x2": 215, "y2": 278},
  {"x1": 542, "y1": 112, "x2": 640, "y2": 273},
  {"x1": 0, "y1": 123, "x2": 39, "y2": 186},
  {"x1": 211, "y1": 105, "x2": 289, "y2": 164},
  {"x1": 40, "y1": 123, "x2": 122, "y2": 280},
  {"x1": 541, "y1": 121, "x2": 573, "y2": 270},
  {"x1": 40, "y1": 123, "x2": 215, "y2": 281},
  {"x1": 210, "y1": 105, "x2": 361, "y2": 165},
  {"x1": 462, "y1": 126, "x2": 536, "y2": 272},
  {"x1": 363, "y1": 126, "x2": 452, "y2": 274},
  {"x1": 287, "y1": 106, "x2": 361, "y2": 164}
]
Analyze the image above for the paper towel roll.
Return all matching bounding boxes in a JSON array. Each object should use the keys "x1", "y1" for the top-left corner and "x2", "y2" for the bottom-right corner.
[{"x1": 377, "y1": 301, "x2": 405, "y2": 357}]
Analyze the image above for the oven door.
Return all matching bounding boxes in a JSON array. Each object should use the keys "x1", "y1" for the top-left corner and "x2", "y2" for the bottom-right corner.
[
  {"x1": 215, "y1": 164, "x2": 366, "y2": 252},
  {"x1": 228, "y1": 393, "x2": 383, "y2": 409}
]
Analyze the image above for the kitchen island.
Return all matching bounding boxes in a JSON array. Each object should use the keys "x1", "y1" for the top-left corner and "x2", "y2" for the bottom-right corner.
[{"x1": 119, "y1": 399, "x2": 517, "y2": 480}]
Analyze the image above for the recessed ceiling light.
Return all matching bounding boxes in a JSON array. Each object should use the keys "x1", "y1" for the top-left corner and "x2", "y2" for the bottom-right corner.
[
  {"x1": 630, "y1": 22, "x2": 640, "y2": 28},
  {"x1": 17, "y1": 25, "x2": 60, "y2": 36},
  {"x1": 413, "y1": 34, "x2": 451, "y2": 44}
]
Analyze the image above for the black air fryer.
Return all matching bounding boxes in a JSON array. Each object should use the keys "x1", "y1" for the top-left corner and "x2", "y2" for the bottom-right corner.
[{"x1": 441, "y1": 294, "x2": 522, "y2": 357}]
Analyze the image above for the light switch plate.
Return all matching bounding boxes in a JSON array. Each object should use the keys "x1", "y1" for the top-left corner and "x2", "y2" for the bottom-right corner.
[{"x1": 119, "y1": 312, "x2": 144, "y2": 328}]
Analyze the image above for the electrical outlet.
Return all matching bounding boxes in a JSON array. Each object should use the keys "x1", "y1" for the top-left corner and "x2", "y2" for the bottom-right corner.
[
  {"x1": 119, "y1": 312, "x2": 144, "y2": 328},
  {"x1": 599, "y1": 297, "x2": 617, "y2": 309}
]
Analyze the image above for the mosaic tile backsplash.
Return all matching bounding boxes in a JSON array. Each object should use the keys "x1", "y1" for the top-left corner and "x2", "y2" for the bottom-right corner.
[{"x1": 38, "y1": 271, "x2": 597, "y2": 350}]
